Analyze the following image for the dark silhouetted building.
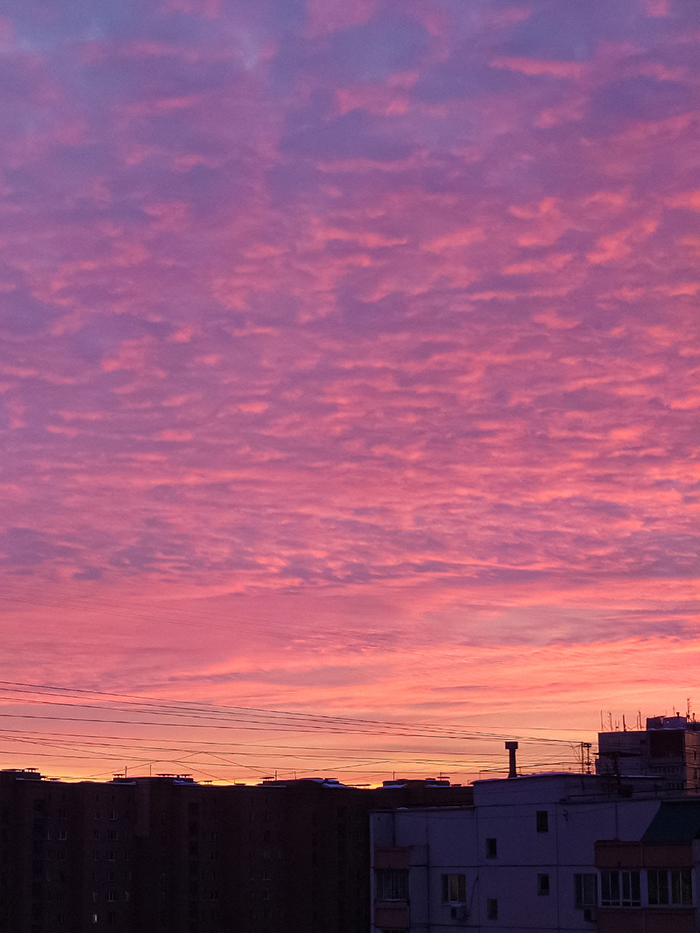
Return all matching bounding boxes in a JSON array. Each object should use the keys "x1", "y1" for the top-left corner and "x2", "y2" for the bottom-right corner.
[
  {"x1": 0, "y1": 768, "x2": 472, "y2": 933},
  {"x1": 597, "y1": 714, "x2": 700, "y2": 794}
]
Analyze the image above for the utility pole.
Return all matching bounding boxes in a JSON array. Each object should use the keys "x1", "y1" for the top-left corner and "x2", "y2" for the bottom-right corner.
[{"x1": 580, "y1": 743, "x2": 592, "y2": 774}]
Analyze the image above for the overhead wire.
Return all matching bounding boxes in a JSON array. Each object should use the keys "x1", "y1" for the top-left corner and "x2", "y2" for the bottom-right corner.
[
  {"x1": 0, "y1": 680, "x2": 592, "y2": 744},
  {"x1": 0, "y1": 680, "x2": 591, "y2": 782}
]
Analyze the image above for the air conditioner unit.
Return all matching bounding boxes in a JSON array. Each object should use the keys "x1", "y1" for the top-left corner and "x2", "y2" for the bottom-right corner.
[
  {"x1": 450, "y1": 905, "x2": 468, "y2": 920},
  {"x1": 583, "y1": 908, "x2": 597, "y2": 922}
]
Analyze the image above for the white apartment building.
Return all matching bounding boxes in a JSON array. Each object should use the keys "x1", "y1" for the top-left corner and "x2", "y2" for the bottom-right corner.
[{"x1": 371, "y1": 771, "x2": 700, "y2": 932}]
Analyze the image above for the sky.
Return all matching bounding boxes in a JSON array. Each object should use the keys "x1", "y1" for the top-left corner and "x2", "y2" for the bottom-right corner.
[{"x1": 0, "y1": 0, "x2": 699, "y2": 783}]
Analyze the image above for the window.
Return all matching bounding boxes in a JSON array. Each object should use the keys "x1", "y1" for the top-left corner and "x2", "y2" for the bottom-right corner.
[
  {"x1": 486, "y1": 897, "x2": 498, "y2": 920},
  {"x1": 574, "y1": 873, "x2": 598, "y2": 908},
  {"x1": 375, "y1": 869, "x2": 408, "y2": 901},
  {"x1": 536, "y1": 811, "x2": 549, "y2": 833},
  {"x1": 442, "y1": 874, "x2": 466, "y2": 904},
  {"x1": 600, "y1": 870, "x2": 641, "y2": 907},
  {"x1": 538, "y1": 873, "x2": 550, "y2": 896},
  {"x1": 485, "y1": 838, "x2": 497, "y2": 859},
  {"x1": 57, "y1": 829, "x2": 67, "y2": 841},
  {"x1": 648, "y1": 869, "x2": 693, "y2": 906}
]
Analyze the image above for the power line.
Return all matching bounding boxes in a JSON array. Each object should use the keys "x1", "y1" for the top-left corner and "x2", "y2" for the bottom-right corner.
[{"x1": 0, "y1": 680, "x2": 589, "y2": 744}]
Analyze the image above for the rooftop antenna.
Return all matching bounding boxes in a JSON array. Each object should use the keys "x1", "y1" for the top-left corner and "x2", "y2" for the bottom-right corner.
[
  {"x1": 600, "y1": 711, "x2": 605, "y2": 732},
  {"x1": 623, "y1": 714, "x2": 627, "y2": 732},
  {"x1": 608, "y1": 712, "x2": 613, "y2": 732},
  {"x1": 637, "y1": 710, "x2": 643, "y2": 730}
]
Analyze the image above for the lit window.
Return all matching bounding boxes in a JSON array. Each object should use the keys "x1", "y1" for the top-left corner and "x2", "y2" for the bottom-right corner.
[
  {"x1": 375, "y1": 869, "x2": 408, "y2": 901},
  {"x1": 600, "y1": 870, "x2": 641, "y2": 907},
  {"x1": 648, "y1": 869, "x2": 693, "y2": 906},
  {"x1": 442, "y1": 873, "x2": 467, "y2": 904}
]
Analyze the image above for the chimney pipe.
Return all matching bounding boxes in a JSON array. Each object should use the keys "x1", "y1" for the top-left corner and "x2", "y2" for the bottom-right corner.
[{"x1": 505, "y1": 741, "x2": 518, "y2": 779}]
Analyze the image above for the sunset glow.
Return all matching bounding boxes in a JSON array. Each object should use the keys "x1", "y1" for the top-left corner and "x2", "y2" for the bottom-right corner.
[{"x1": 0, "y1": 0, "x2": 698, "y2": 783}]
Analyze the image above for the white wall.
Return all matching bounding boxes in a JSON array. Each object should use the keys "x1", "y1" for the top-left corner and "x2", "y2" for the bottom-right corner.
[{"x1": 370, "y1": 774, "x2": 662, "y2": 933}]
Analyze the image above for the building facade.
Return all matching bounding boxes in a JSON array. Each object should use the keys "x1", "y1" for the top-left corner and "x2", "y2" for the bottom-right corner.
[
  {"x1": 370, "y1": 772, "x2": 700, "y2": 932},
  {"x1": 597, "y1": 714, "x2": 700, "y2": 795},
  {"x1": 0, "y1": 768, "x2": 472, "y2": 933}
]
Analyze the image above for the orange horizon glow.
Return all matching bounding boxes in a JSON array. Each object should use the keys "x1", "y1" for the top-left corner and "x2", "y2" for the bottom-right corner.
[{"x1": 0, "y1": 0, "x2": 698, "y2": 782}]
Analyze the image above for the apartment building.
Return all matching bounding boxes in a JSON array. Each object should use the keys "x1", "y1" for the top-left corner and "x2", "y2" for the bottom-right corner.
[
  {"x1": 597, "y1": 714, "x2": 700, "y2": 794},
  {"x1": 370, "y1": 771, "x2": 698, "y2": 932},
  {"x1": 0, "y1": 767, "x2": 472, "y2": 933}
]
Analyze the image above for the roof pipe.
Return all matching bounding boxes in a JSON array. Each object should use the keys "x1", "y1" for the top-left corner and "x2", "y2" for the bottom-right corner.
[{"x1": 505, "y1": 741, "x2": 518, "y2": 779}]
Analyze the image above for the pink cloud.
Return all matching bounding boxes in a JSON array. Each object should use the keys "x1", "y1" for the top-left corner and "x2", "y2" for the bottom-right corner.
[
  {"x1": 0, "y1": 0, "x2": 698, "y2": 779},
  {"x1": 490, "y1": 55, "x2": 585, "y2": 80}
]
